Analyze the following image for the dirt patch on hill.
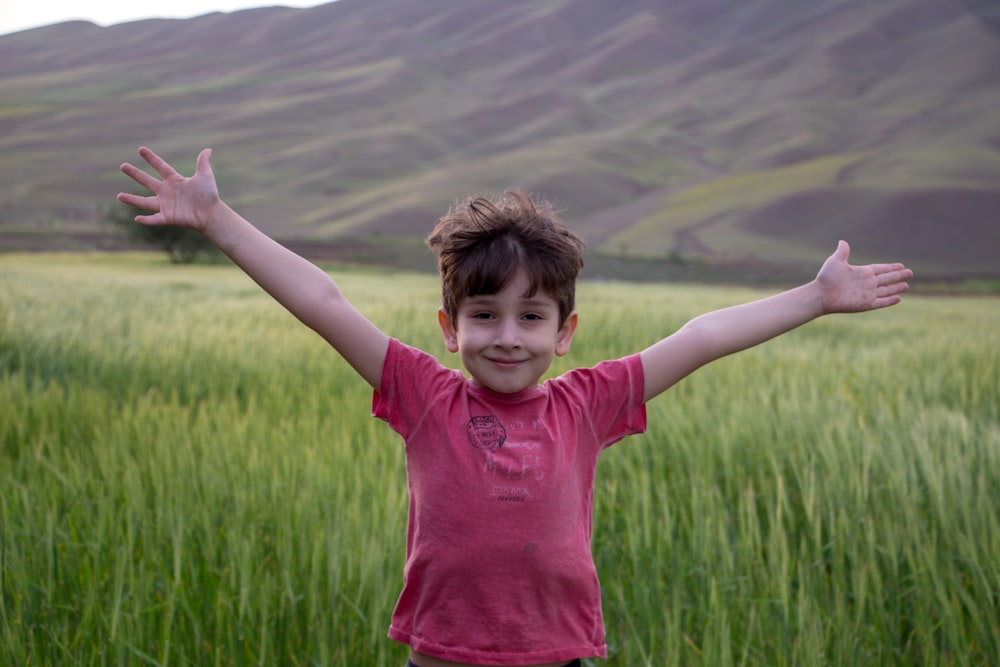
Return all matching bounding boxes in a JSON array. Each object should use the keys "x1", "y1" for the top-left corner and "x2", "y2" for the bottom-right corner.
[{"x1": 739, "y1": 186, "x2": 1000, "y2": 271}]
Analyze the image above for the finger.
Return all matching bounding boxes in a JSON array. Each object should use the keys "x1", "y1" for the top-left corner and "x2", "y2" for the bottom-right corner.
[
  {"x1": 869, "y1": 262, "x2": 907, "y2": 275},
  {"x1": 135, "y1": 213, "x2": 167, "y2": 226},
  {"x1": 875, "y1": 267, "x2": 913, "y2": 286},
  {"x1": 120, "y1": 162, "x2": 161, "y2": 192},
  {"x1": 877, "y1": 280, "x2": 909, "y2": 298},
  {"x1": 871, "y1": 294, "x2": 903, "y2": 310},
  {"x1": 117, "y1": 192, "x2": 160, "y2": 211},
  {"x1": 138, "y1": 146, "x2": 179, "y2": 179}
]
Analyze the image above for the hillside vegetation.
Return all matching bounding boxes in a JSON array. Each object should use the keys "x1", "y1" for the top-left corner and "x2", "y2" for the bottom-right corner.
[{"x1": 1, "y1": 0, "x2": 998, "y2": 277}]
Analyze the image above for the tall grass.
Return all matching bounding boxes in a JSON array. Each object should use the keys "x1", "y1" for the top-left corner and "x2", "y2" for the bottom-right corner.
[{"x1": 2, "y1": 253, "x2": 998, "y2": 666}]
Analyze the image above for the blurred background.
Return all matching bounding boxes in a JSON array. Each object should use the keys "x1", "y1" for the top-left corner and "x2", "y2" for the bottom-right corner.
[{"x1": 1, "y1": 0, "x2": 998, "y2": 286}]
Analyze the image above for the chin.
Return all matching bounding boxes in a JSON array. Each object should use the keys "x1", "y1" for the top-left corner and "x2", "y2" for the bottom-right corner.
[{"x1": 473, "y1": 372, "x2": 539, "y2": 394}]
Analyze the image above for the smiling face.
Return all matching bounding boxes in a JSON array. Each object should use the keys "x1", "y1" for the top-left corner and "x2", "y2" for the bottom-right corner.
[{"x1": 438, "y1": 268, "x2": 578, "y2": 394}]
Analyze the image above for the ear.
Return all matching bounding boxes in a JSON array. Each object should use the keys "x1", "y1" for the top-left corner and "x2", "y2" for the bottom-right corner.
[
  {"x1": 554, "y1": 311, "x2": 578, "y2": 357},
  {"x1": 438, "y1": 308, "x2": 460, "y2": 353}
]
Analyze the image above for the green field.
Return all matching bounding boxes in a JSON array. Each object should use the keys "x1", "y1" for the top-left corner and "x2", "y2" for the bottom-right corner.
[{"x1": 2, "y1": 253, "x2": 998, "y2": 666}]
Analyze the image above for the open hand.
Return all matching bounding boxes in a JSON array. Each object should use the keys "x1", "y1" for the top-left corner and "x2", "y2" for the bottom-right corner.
[
  {"x1": 118, "y1": 147, "x2": 220, "y2": 231},
  {"x1": 816, "y1": 240, "x2": 913, "y2": 313}
]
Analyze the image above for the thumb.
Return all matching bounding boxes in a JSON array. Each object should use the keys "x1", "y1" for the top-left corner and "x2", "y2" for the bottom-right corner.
[
  {"x1": 834, "y1": 239, "x2": 850, "y2": 263},
  {"x1": 195, "y1": 148, "x2": 214, "y2": 176}
]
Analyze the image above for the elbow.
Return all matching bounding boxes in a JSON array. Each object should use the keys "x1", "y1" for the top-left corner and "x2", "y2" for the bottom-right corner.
[
  {"x1": 677, "y1": 319, "x2": 732, "y2": 363},
  {"x1": 297, "y1": 281, "x2": 348, "y2": 330}
]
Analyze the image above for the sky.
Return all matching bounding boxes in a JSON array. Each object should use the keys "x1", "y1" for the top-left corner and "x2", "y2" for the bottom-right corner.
[{"x1": 0, "y1": 1, "x2": 328, "y2": 36}]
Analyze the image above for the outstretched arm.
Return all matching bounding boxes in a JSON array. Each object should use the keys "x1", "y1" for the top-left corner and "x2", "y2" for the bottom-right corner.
[
  {"x1": 639, "y1": 241, "x2": 912, "y2": 402},
  {"x1": 119, "y1": 147, "x2": 389, "y2": 389}
]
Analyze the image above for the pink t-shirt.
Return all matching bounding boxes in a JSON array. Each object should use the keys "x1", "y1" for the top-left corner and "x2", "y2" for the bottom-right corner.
[{"x1": 372, "y1": 339, "x2": 647, "y2": 665}]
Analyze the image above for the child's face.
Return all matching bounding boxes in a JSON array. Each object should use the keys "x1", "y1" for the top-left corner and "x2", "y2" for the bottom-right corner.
[{"x1": 438, "y1": 268, "x2": 577, "y2": 394}]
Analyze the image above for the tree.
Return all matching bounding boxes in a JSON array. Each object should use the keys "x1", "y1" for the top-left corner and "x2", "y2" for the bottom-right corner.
[{"x1": 102, "y1": 195, "x2": 216, "y2": 264}]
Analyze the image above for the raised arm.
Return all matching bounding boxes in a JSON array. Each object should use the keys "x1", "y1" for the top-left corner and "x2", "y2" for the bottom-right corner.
[
  {"x1": 639, "y1": 241, "x2": 912, "y2": 402},
  {"x1": 118, "y1": 147, "x2": 389, "y2": 389}
]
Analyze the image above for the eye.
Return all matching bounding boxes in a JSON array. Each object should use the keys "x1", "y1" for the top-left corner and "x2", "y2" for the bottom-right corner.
[
  {"x1": 471, "y1": 311, "x2": 494, "y2": 320},
  {"x1": 522, "y1": 312, "x2": 544, "y2": 321}
]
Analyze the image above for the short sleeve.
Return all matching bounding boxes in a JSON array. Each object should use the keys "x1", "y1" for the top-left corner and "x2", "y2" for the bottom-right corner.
[
  {"x1": 372, "y1": 338, "x2": 465, "y2": 440},
  {"x1": 548, "y1": 353, "x2": 647, "y2": 449}
]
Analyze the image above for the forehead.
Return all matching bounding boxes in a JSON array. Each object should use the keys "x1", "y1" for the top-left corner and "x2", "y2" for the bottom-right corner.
[
  {"x1": 459, "y1": 270, "x2": 558, "y2": 309},
  {"x1": 461, "y1": 292, "x2": 558, "y2": 310}
]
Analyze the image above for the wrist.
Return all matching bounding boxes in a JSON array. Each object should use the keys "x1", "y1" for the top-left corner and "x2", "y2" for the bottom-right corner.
[
  {"x1": 200, "y1": 201, "x2": 244, "y2": 247},
  {"x1": 803, "y1": 278, "x2": 830, "y2": 317}
]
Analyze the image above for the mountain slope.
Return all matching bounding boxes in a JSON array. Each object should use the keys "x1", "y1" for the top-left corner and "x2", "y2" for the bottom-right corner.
[{"x1": 1, "y1": 0, "x2": 998, "y2": 275}]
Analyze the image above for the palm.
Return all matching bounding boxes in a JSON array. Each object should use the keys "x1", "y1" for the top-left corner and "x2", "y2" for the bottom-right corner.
[
  {"x1": 156, "y1": 169, "x2": 218, "y2": 227},
  {"x1": 816, "y1": 241, "x2": 912, "y2": 313},
  {"x1": 119, "y1": 147, "x2": 220, "y2": 231}
]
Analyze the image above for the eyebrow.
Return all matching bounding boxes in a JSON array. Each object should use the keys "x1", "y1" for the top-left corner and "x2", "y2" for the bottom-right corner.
[{"x1": 463, "y1": 295, "x2": 557, "y2": 309}]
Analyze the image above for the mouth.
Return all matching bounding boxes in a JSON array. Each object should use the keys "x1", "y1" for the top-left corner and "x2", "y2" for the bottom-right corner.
[{"x1": 486, "y1": 357, "x2": 525, "y2": 369}]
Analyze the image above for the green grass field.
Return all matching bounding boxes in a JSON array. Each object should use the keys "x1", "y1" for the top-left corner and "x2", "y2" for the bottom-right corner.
[{"x1": 2, "y1": 253, "x2": 998, "y2": 666}]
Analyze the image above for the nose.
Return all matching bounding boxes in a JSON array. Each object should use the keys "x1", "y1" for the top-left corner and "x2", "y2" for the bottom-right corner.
[{"x1": 493, "y1": 317, "x2": 521, "y2": 349}]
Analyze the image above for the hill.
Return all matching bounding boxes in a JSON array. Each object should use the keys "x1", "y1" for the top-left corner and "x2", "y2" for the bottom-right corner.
[{"x1": 1, "y1": 0, "x2": 998, "y2": 278}]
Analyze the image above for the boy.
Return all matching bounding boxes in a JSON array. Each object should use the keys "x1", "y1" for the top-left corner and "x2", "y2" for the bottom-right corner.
[{"x1": 118, "y1": 146, "x2": 912, "y2": 667}]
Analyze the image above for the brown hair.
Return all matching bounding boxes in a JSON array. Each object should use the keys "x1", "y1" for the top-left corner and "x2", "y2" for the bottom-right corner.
[{"x1": 426, "y1": 189, "x2": 585, "y2": 326}]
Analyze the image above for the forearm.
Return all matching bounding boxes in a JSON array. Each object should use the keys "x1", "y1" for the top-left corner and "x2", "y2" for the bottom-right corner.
[
  {"x1": 640, "y1": 240, "x2": 911, "y2": 402},
  {"x1": 204, "y1": 202, "x2": 346, "y2": 331},
  {"x1": 640, "y1": 281, "x2": 825, "y2": 401},
  {"x1": 680, "y1": 281, "x2": 825, "y2": 359},
  {"x1": 198, "y1": 203, "x2": 388, "y2": 387},
  {"x1": 119, "y1": 146, "x2": 390, "y2": 388}
]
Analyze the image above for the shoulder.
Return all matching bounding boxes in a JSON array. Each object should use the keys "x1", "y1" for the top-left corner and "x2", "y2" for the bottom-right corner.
[
  {"x1": 547, "y1": 353, "x2": 645, "y2": 396},
  {"x1": 379, "y1": 338, "x2": 468, "y2": 403},
  {"x1": 385, "y1": 337, "x2": 437, "y2": 368},
  {"x1": 374, "y1": 339, "x2": 467, "y2": 433},
  {"x1": 545, "y1": 354, "x2": 648, "y2": 445}
]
